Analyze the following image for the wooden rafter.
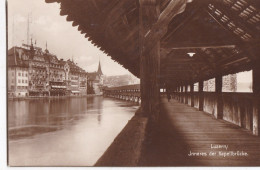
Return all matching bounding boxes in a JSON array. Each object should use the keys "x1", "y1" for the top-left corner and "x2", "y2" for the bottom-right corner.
[{"x1": 143, "y1": 0, "x2": 189, "y2": 54}]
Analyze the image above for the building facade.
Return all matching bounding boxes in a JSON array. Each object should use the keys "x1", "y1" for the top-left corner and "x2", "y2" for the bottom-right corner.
[
  {"x1": 7, "y1": 44, "x2": 88, "y2": 97},
  {"x1": 67, "y1": 60, "x2": 87, "y2": 96},
  {"x1": 8, "y1": 47, "x2": 30, "y2": 97}
]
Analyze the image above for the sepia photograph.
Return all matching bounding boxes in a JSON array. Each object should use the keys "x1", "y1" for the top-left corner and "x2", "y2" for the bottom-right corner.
[{"x1": 4, "y1": 0, "x2": 260, "y2": 167}]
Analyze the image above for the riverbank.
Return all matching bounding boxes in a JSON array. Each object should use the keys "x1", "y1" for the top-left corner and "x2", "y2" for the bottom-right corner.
[
  {"x1": 8, "y1": 94, "x2": 101, "y2": 101},
  {"x1": 95, "y1": 108, "x2": 148, "y2": 166}
]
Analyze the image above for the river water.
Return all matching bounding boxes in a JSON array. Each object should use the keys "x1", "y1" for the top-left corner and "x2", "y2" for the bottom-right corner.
[{"x1": 8, "y1": 96, "x2": 138, "y2": 166}]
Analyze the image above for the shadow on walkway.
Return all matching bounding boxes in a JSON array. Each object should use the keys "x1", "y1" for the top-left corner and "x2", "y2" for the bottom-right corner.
[
  {"x1": 138, "y1": 99, "x2": 203, "y2": 166},
  {"x1": 138, "y1": 98, "x2": 260, "y2": 166}
]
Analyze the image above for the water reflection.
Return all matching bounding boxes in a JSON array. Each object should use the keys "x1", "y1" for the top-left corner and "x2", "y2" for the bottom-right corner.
[{"x1": 8, "y1": 96, "x2": 138, "y2": 166}]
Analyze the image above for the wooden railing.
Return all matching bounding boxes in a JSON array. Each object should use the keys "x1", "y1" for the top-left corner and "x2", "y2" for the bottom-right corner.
[{"x1": 173, "y1": 91, "x2": 259, "y2": 135}]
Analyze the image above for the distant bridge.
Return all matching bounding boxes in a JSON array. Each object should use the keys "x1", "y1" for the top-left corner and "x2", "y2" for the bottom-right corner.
[{"x1": 103, "y1": 84, "x2": 141, "y2": 103}]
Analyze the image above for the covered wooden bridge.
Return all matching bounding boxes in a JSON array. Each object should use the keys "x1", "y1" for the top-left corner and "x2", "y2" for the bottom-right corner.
[{"x1": 45, "y1": 0, "x2": 260, "y2": 166}]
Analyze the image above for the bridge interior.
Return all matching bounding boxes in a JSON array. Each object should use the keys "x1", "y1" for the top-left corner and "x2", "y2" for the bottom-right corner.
[
  {"x1": 45, "y1": 0, "x2": 260, "y2": 165},
  {"x1": 139, "y1": 97, "x2": 260, "y2": 166}
]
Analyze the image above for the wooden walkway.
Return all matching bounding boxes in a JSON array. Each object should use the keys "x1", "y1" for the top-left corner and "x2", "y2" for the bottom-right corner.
[{"x1": 139, "y1": 98, "x2": 260, "y2": 166}]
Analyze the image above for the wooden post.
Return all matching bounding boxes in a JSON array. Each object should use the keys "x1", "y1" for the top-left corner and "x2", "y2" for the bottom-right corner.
[
  {"x1": 199, "y1": 80, "x2": 204, "y2": 111},
  {"x1": 176, "y1": 86, "x2": 180, "y2": 101},
  {"x1": 252, "y1": 63, "x2": 260, "y2": 136},
  {"x1": 190, "y1": 82, "x2": 194, "y2": 107},
  {"x1": 215, "y1": 75, "x2": 223, "y2": 119},
  {"x1": 139, "y1": 0, "x2": 160, "y2": 121},
  {"x1": 178, "y1": 85, "x2": 180, "y2": 102},
  {"x1": 185, "y1": 84, "x2": 188, "y2": 104},
  {"x1": 180, "y1": 85, "x2": 184, "y2": 103}
]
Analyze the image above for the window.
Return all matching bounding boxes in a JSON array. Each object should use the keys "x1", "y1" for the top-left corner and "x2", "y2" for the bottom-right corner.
[
  {"x1": 25, "y1": 73, "x2": 27, "y2": 77},
  {"x1": 25, "y1": 80, "x2": 27, "y2": 83},
  {"x1": 203, "y1": 78, "x2": 215, "y2": 92},
  {"x1": 194, "y1": 83, "x2": 199, "y2": 92},
  {"x1": 11, "y1": 79, "x2": 14, "y2": 83},
  {"x1": 22, "y1": 80, "x2": 24, "y2": 83},
  {"x1": 22, "y1": 73, "x2": 24, "y2": 77},
  {"x1": 18, "y1": 79, "x2": 21, "y2": 83},
  {"x1": 18, "y1": 73, "x2": 21, "y2": 76}
]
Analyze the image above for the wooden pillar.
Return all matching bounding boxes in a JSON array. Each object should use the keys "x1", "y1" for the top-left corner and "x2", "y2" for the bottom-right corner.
[
  {"x1": 215, "y1": 75, "x2": 223, "y2": 119},
  {"x1": 139, "y1": 0, "x2": 160, "y2": 121},
  {"x1": 252, "y1": 63, "x2": 260, "y2": 135},
  {"x1": 190, "y1": 82, "x2": 194, "y2": 107},
  {"x1": 185, "y1": 84, "x2": 188, "y2": 104},
  {"x1": 178, "y1": 86, "x2": 181, "y2": 101},
  {"x1": 176, "y1": 86, "x2": 179, "y2": 99},
  {"x1": 180, "y1": 85, "x2": 184, "y2": 103},
  {"x1": 199, "y1": 80, "x2": 204, "y2": 111}
]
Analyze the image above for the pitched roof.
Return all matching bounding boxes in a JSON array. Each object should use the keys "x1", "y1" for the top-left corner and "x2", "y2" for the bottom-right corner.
[{"x1": 8, "y1": 47, "x2": 29, "y2": 67}]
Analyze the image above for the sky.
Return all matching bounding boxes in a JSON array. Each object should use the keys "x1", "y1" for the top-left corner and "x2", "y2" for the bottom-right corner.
[{"x1": 7, "y1": 0, "x2": 133, "y2": 76}]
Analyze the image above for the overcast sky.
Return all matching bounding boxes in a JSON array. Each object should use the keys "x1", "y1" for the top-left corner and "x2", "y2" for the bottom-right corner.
[{"x1": 7, "y1": 0, "x2": 133, "y2": 76}]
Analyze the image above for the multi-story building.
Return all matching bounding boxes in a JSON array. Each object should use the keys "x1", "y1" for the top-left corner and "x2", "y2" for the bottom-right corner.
[
  {"x1": 67, "y1": 60, "x2": 87, "y2": 96},
  {"x1": 7, "y1": 43, "x2": 88, "y2": 97},
  {"x1": 45, "y1": 51, "x2": 67, "y2": 96},
  {"x1": 27, "y1": 45, "x2": 49, "y2": 96},
  {"x1": 8, "y1": 47, "x2": 29, "y2": 97}
]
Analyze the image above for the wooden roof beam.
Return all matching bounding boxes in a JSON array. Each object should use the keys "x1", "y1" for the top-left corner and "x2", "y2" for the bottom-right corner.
[
  {"x1": 100, "y1": 0, "x2": 135, "y2": 32},
  {"x1": 212, "y1": 2, "x2": 259, "y2": 37},
  {"x1": 143, "y1": 0, "x2": 190, "y2": 54},
  {"x1": 45, "y1": 0, "x2": 60, "y2": 3},
  {"x1": 162, "y1": 44, "x2": 236, "y2": 50},
  {"x1": 162, "y1": 0, "x2": 205, "y2": 42}
]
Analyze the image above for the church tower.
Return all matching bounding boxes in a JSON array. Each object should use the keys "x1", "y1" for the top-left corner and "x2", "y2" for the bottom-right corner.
[
  {"x1": 97, "y1": 59, "x2": 103, "y2": 86},
  {"x1": 97, "y1": 60, "x2": 103, "y2": 76}
]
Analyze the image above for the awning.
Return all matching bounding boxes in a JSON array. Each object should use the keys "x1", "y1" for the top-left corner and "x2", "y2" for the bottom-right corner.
[
  {"x1": 51, "y1": 85, "x2": 66, "y2": 89},
  {"x1": 71, "y1": 91, "x2": 80, "y2": 93}
]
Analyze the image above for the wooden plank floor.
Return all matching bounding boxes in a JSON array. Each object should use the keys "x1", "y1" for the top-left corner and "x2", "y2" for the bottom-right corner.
[{"x1": 138, "y1": 98, "x2": 260, "y2": 166}]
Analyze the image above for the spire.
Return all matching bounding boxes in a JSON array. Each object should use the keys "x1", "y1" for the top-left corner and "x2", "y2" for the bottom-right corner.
[
  {"x1": 30, "y1": 38, "x2": 34, "y2": 51},
  {"x1": 97, "y1": 58, "x2": 103, "y2": 75},
  {"x1": 45, "y1": 41, "x2": 49, "y2": 53}
]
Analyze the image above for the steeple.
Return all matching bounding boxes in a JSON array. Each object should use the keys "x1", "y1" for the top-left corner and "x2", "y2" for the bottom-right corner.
[
  {"x1": 97, "y1": 59, "x2": 103, "y2": 75},
  {"x1": 45, "y1": 41, "x2": 49, "y2": 53},
  {"x1": 30, "y1": 38, "x2": 34, "y2": 51}
]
